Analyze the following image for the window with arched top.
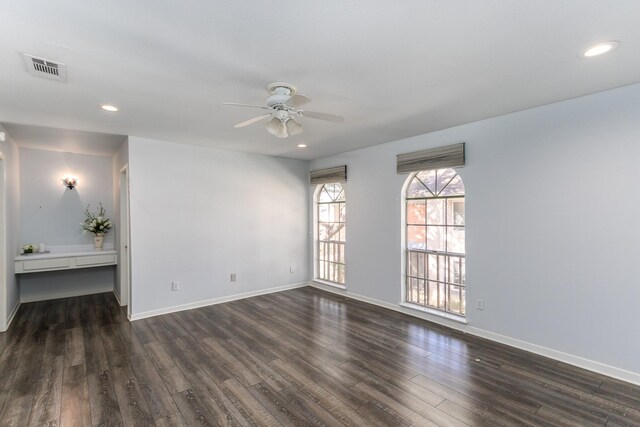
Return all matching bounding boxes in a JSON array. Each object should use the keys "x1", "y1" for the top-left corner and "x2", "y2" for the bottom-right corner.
[
  {"x1": 316, "y1": 183, "x2": 346, "y2": 285},
  {"x1": 405, "y1": 168, "x2": 465, "y2": 316}
]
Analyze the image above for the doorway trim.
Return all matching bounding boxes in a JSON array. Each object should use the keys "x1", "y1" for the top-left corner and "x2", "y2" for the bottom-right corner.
[
  {"x1": 0, "y1": 152, "x2": 6, "y2": 331},
  {"x1": 119, "y1": 164, "x2": 132, "y2": 318}
]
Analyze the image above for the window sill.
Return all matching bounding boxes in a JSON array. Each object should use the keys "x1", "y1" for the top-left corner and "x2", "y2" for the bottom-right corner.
[
  {"x1": 312, "y1": 279, "x2": 346, "y2": 290},
  {"x1": 399, "y1": 302, "x2": 468, "y2": 324}
]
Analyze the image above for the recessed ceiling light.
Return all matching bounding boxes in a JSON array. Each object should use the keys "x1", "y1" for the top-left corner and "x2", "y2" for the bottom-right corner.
[
  {"x1": 101, "y1": 104, "x2": 119, "y2": 112},
  {"x1": 583, "y1": 41, "x2": 620, "y2": 57},
  {"x1": 297, "y1": 144, "x2": 307, "y2": 148}
]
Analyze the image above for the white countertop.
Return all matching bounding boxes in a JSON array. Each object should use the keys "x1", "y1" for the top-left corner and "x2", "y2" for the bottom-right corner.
[{"x1": 15, "y1": 244, "x2": 116, "y2": 261}]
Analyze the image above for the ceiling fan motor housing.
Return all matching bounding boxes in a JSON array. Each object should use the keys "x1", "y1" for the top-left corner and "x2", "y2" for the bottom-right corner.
[
  {"x1": 266, "y1": 82, "x2": 297, "y2": 107},
  {"x1": 267, "y1": 93, "x2": 290, "y2": 106}
]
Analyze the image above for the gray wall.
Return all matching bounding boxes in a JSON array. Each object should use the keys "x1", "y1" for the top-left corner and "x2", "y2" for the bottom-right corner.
[
  {"x1": 310, "y1": 83, "x2": 640, "y2": 382},
  {"x1": 128, "y1": 137, "x2": 309, "y2": 316},
  {"x1": 19, "y1": 147, "x2": 114, "y2": 245},
  {"x1": 0, "y1": 124, "x2": 21, "y2": 330},
  {"x1": 18, "y1": 147, "x2": 115, "y2": 301}
]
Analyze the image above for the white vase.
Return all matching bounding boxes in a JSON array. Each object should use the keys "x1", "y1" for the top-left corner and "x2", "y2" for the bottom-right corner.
[{"x1": 94, "y1": 233, "x2": 105, "y2": 250}]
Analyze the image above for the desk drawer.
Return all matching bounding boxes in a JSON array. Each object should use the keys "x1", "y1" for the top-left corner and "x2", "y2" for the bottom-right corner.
[
  {"x1": 23, "y1": 258, "x2": 70, "y2": 271},
  {"x1": 76, "y1": 254, "x2": 117, "y2": 267}
]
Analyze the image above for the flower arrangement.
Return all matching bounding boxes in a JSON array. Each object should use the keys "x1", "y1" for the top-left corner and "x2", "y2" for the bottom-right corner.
[
  {"x1": 81, "y1": 203, "x2": 112, "y2": 236},
  {"x1": 22, "y1": 243, "x2": 35, "y2": 254}
]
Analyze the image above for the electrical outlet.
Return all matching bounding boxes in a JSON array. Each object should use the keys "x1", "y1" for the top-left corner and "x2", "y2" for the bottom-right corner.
[
  {"x1": 171, "y1": 281, "x2": 180, "y2": 291},
  {"x1": 230, "y1": 273, "x2": 237, "y2": 282},
  {"x1": 290, "y1": 265, "x2": 295, "y2": 273},
  {"x1": 476, "y1": 299, "x2": 484, "y2": 310}
]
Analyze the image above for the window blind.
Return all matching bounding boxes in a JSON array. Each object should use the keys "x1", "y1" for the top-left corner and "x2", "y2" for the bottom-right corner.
[
  {"x1": 310, "y1": 165, "x2": 347, "y2": 185},
  {"x1": 396, "y1": 143, "x2": 465, "y2": 174}
]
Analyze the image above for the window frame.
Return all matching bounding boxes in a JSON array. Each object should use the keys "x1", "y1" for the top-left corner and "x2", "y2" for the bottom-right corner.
[
  {"x1": 314, "y1": 182, "x2": 346, "y2": 287},
  {"x1": 402, "y1": 168, "x2": 466, "y2": 320}
]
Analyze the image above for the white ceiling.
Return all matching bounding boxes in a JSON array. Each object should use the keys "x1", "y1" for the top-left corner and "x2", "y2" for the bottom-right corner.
[
  {"x1": 1, "y1": 123, "x2": 126, "y2": 156},
  {"x1": 1, "y1": 1, "x2": 639, "y2": 160}
]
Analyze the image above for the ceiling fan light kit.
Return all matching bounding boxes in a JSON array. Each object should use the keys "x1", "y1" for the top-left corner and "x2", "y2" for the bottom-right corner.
[
  {"x1": 265, "y1": 117, "x2": 287, "y2": 138},
  {"x1": 286, "y1": 118, "x2": 303, "y2": 136},
  {"x1": 265, "y1": 116, "x2": 304, "y2": 139},
  {"x1": 223, "y1": 82, "x2": 343, "y2": 139}
]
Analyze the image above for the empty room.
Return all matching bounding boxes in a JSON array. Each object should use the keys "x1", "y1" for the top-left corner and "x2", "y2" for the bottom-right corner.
[{"x1": 1, "y1": 1, "x2": 640, "y2": 426}]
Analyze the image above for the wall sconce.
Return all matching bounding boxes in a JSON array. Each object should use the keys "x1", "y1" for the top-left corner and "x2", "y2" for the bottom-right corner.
[{"x1": 62, "y1": 176, "x2": 78, "y2": 190}]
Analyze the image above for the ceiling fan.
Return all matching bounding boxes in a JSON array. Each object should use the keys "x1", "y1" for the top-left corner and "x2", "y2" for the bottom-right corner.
[{"x1": 223, "y1": 82, "x2": 344, "y2": 138}]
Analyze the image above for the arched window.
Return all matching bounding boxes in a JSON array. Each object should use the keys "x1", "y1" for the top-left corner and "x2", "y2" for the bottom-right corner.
[
  {"x1": 316, "y1": 183, "x2": 346, "y2": 285},
  {"x1": 405, "y1": 168, "x2": 465, "y2": 316}
]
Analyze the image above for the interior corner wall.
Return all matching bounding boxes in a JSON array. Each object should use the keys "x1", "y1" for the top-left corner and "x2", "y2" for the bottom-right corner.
[
  {"x1": 112, "y1": 138, "x2": 129, "y2": 303},
  {"x1": 18, "y1": 147, "x2": 115, "y2": 302},
  {"x1": 0, "y1": 124, "x2": 21, "y2": 330},
  {"x1": 309, "y1": 82, "x2": 640, "y2": 382},
  {"x1": 127, "y1": 137, "x2": 309, "y2": 317}
]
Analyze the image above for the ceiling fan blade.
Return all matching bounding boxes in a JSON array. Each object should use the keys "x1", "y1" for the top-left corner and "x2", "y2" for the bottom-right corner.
[
  {"x1": 222, "y1": 102, "x2": 269, "y2": 110},
  {"x1": 299, "y1": 110, "x2": 344, "y2": 123},
  {"x1": 287, "y1": 94, "x2": 312, "y2": 107},
  {"x1": 234, "y1": 114, "x2": 271, "y2": 128}
]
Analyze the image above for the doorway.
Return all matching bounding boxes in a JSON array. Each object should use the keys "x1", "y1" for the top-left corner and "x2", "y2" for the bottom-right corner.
[{"x1": 119, "y1": 165, "x2": 132, "y2": 318}]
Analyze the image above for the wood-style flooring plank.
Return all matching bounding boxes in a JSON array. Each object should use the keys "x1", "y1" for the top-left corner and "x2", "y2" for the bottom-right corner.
[
  {"x1": 190, "y1": 369, "x2": 253, "y2": 427},
  {"x1": 64, "y1": 297, "x2": 82, "y2": 329},
  {"x1": 218, "y1": 378, "x2": 281, "y2": 427},
  {"x1": 171, "y1": 388, "x2": 225, "y2": 427},
  {"x1": 200, "y1": 337, "x2": 261, "y2": 387},
  {"x1": 27, "y1": 355, "x2": 64, "y2": 426},
  {"x1": 269, "y1": 358, "x2": 373, "y2": 426},
  {"x1": 86, "y1": 369, "x2": 123, "y2": 427},
  {"x1": 267, "y1": 348, "x2": 367, "y2": 410},
  {"x1": 247, "y1": 382, "x2": 311, "y2": 426},
  {"x1": 129, "y1": 355, "x2": 180, "y2": 421},
  {"x1": 351, "y1": 381, "x2": 455, "y2": 427},
  {"x1": 1, "y1": 395, "x2": 35, "y2": 427},
  {"x1": 143, "y1": 341, "x2": 190, "y2": 394},
  {"x1": 110, "y1": 364, "x2": 154, "y2": 426},
  {"x1": 64, "y1": 327, "x2": 85, "y2": 368},
  {"x1": 6, "y1": 320, "x2": 48, "y2": 401},
  {"x1": 59, "y1": 363, "x2": 92, "y2": 427},
  {"x1": 154, "y1": 411, "x2": 189, "y2": 427}
]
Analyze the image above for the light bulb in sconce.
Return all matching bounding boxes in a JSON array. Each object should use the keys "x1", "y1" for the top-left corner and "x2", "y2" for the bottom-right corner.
[{"x1": 62, "y1": 176, "x2": 78, "y2": 190}]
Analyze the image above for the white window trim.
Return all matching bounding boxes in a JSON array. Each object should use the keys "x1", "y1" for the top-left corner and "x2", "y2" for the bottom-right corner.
[
  {"x1": 312, "y1": 279, "x2": 346, "y2": 290},
  {"x1": 399, "y1": 302, "x2": 468, "y2": 324}
]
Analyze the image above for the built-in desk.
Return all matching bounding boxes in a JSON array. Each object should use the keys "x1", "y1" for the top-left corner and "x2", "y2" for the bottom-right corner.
[{"x1": 15, "y1": 245, "x2": 117, "y2": 274}]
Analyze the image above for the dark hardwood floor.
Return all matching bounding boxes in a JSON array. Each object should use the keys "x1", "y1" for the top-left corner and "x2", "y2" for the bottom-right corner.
[{"x1": 0, "y1": 287, "x2": 639, "y2": 426}]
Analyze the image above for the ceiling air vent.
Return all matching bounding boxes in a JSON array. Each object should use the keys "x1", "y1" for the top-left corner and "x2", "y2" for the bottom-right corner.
[{"x1": 22, "y1": 53, "x2": 67, "y2": 82}]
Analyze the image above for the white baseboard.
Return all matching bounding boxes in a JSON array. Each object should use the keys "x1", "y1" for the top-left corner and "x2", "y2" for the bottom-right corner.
[
  {"x1": 113, "y1": 289, "x2": 122, "y2": 305},
  {"x1": 129, "y1": 282, "x2": 309, "y2": 321},
  {"x1": 1, "y1": 301, "x2": 21, "y2": 332},
  {"x1": 308, "y1": 282, "x2": 640, "y2": 386},
  {"x1": 20, "y1": 286, "x2": 114, "y2": 303}
]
